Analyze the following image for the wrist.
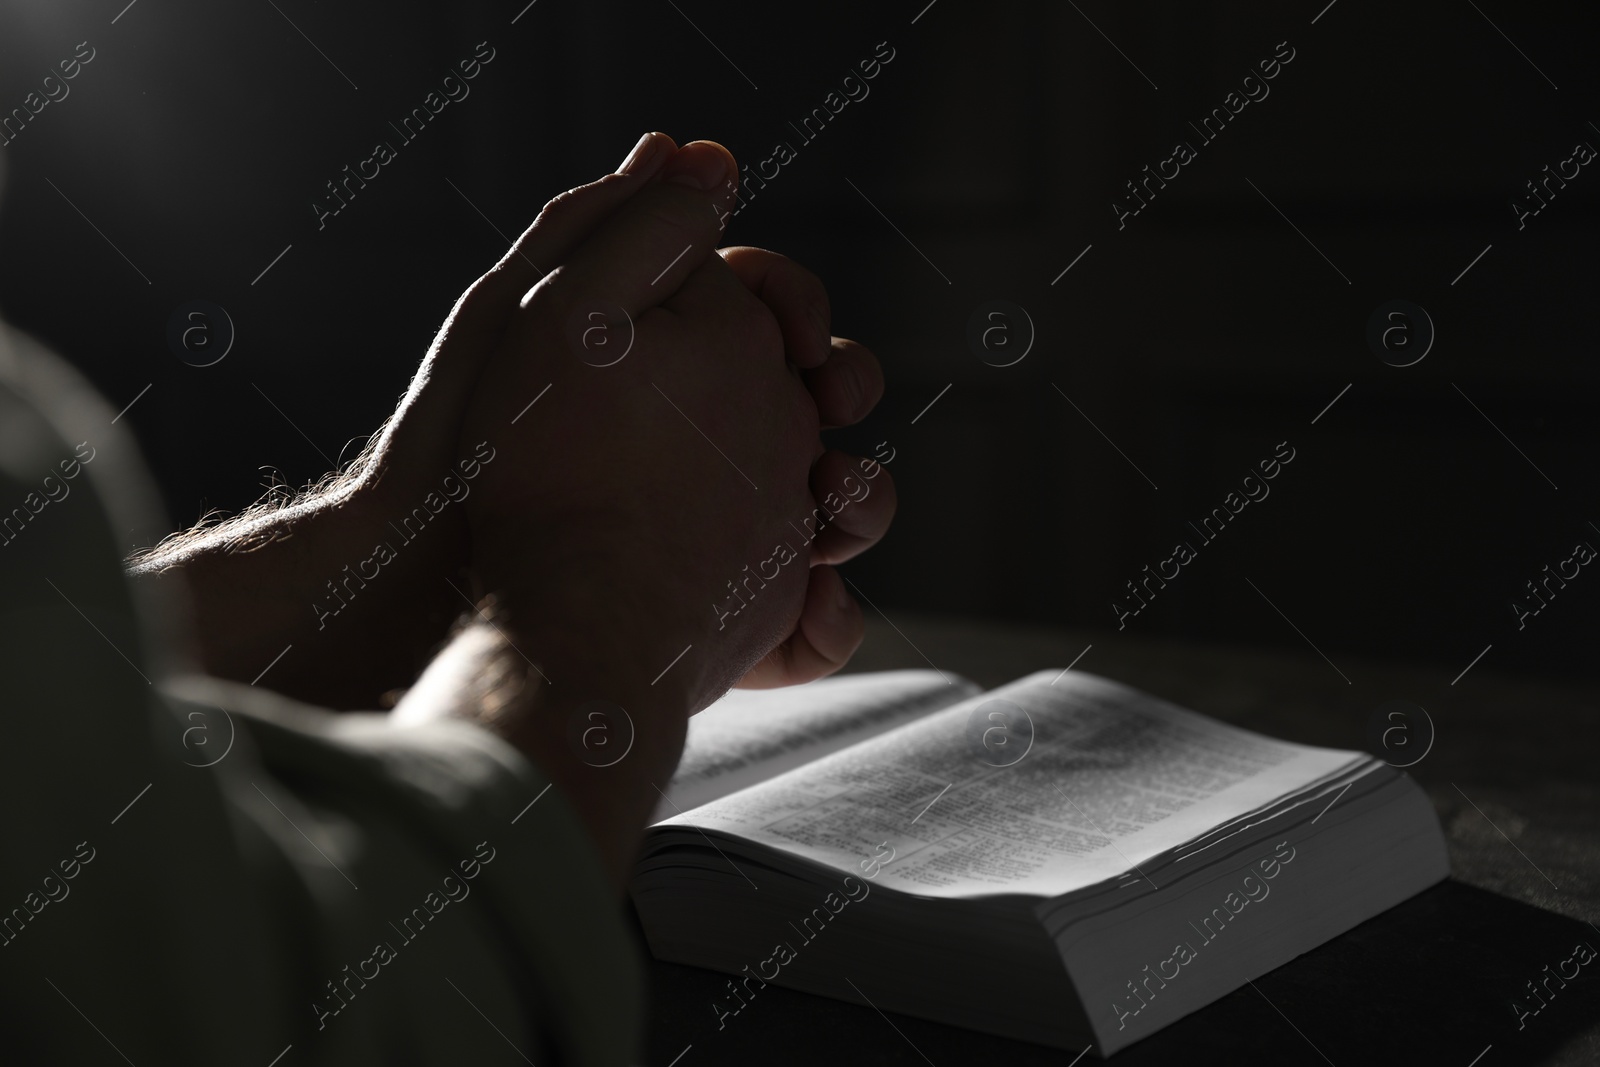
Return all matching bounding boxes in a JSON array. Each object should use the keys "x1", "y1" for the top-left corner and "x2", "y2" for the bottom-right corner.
[
  {"x1": 133, "y1": 473, "x2": 473, "y2": 707},
  {"x1": 468, "y1": 513, "x2": 719, "y2": 709},
  {"x1": 471, "y1": 621, "x2": 690, "y2": 889}
]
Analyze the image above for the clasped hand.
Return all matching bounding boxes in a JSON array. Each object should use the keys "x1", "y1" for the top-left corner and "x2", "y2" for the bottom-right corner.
[{"x1": 364, "y1": 132, "x2": 896, "y2": 713}]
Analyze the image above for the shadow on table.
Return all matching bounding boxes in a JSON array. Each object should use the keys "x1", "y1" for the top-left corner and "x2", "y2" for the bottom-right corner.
[{"x1": 637, "y1": 879, "x2": 1599, "y2": 1066}]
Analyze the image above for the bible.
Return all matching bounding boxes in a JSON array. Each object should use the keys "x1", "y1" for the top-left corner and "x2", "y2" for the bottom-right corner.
[{"x1": 632, "y1": 669, "x2": 1448, "y2": 1056}]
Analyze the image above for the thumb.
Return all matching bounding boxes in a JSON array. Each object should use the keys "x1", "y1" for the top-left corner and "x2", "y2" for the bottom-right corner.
[
  {"x1": 478, "y1": 130, "x2": 681, "y2": 306},
  {"x1": 370, "y1": 133, "x2": 681, "y2": 473},
  {"x1": 444, "y1": 131, "x2": 681, "y2": 348},
  {"x1": 535, "y1": 140, "x2": 740, "y2": 320}
]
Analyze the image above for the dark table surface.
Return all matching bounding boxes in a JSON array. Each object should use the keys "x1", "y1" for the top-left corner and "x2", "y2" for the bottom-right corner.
[{"x1": 635, "y1": 614, "x2": 1600, "y2": 1066}]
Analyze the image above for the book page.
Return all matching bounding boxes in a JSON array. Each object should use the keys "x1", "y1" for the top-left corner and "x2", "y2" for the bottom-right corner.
[
  {"x1": 653, "y1": 671, "x2": 1365, "y2": 898},
  {"x1": 652, "y1": 670, "x2": 978, "y2": 820}
]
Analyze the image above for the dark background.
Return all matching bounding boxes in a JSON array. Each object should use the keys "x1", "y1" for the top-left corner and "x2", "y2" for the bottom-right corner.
[{"x1": 1, "y1": 0, "x2": 1595, "y2": 681}]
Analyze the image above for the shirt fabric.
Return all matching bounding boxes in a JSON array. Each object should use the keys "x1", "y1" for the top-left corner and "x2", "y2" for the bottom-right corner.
[{"x1": 0, "y1": 325, "x2": 644, "y2": 1065}]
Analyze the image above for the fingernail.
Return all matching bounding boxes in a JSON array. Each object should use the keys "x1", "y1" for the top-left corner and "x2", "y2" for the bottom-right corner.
[
  {"x1": 618, "y1": 132, "x2": 665, "y2": 176},
  {"x1": 833, "y1": 572, "x2": 852, "y2": 614},
  {"x1": 663, "y1": 145, "x2": 731, "y2": 191}
]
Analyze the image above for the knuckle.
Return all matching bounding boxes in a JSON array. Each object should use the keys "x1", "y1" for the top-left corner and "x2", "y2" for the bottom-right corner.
[
  {"x1": 460, "y1": 270, "x2": 505, "y2": 308},
  {"x1": 454, "y1": 265, "x2": 523, "y2": 322},
  {"x1": 525, "y1": 262, "x2": 585, "y2": 316},
  {"x1": 536, "y1": 178, "x2": 601, "y2": 226},
  {"x1": 533, "y1": 172, "x2": 630, "y2": 231},
  {"x1": 536, "y1": 187, "x2": 582, "y2": 226}
]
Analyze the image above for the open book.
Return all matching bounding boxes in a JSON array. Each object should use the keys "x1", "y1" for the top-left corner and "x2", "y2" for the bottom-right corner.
[
  {"x1": 632, "y1": 670, "x2": 1449, "y2": 1056},
  {"x1": 633, "y1": 671, "x2": 1452, "y2": 1055}
]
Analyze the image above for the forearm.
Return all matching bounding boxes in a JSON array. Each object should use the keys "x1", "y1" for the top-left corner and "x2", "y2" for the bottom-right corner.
[{"x1": 128, "y1": 479, "x2": 470, "y2": 709}]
